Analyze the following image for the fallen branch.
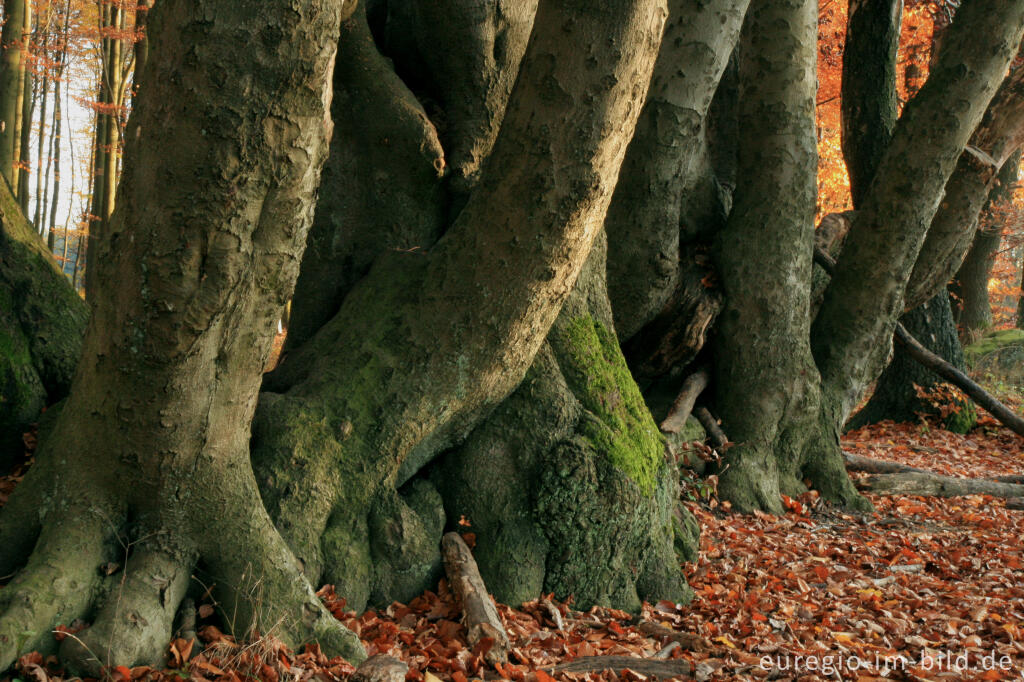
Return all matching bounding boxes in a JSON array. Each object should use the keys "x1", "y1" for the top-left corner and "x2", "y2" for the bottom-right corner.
[
  {"x1": 660, "y1": 368, "x2": 709, "y2": 434},
  {"x1": 544, "y1": 656, "x2": 692, "y2": 677},
  {"x1": 994, "y1": 475, "x2": 1024, "y2": 484},
  {"x1": 695, "y1": 407, "x2": 728, "y2": 450},
  {"x1": 842, "y1": 452, "x2": 929, "y2": 474},
  {"x1": 893, "y1": 325, "x2": 1024, "y2": 437},
  {"x1": 635, "y1": 620, "x2": 714, "y2": 652},
  {"x1": 857, "y1": 471, "x2": 1024, "y2": 499},
  {"x1": 814, "y1": 247, "x2": 1024, "y2": 438},
  {"x1": 350, "y1": 655, "x2": 408, "y2": 682},
  {"x1": 441, "y1": 532, "x2": 511, "y2": 665}
]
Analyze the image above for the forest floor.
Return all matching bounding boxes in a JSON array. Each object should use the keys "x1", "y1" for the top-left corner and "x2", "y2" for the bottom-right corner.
[{"x1": 2, "y1": 398, "x2": 1023, "y2": 682}]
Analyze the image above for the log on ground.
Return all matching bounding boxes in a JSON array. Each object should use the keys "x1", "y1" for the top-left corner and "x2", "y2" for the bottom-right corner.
[
  {"x1": 441, "y1": 532, "x2": 511, "y2": 665},
  {"x1": 857, "y1": 472, "x2": 1024, "y2": 499},
  {"x1": 545, "y1": 655, "x2": 692, "y2": 677}
]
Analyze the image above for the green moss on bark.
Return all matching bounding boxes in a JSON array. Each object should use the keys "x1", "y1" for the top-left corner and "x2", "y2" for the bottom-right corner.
[{"x1": 558, "y1": 316, "x2": 662, "y2": 495}]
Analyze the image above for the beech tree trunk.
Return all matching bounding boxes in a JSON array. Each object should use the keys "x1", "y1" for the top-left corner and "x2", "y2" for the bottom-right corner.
[
  {"x1": 952, "y1": 153, "x2": 1021, "y2": 337},
  {"x1": 0, "y1": 0, "x2": 356, "y2": 672},
  {"x1": 711, "y1": 0, "x2": 1024, "y2": 512},
  {"x1": 1, "y1": 0, "x2": 671, "y2": 672},
  {"x1": 0, "y1": 0, "x2": 28, "y2": 187},
  {"x1": 849, "y1": 292, "x2": 975, "y2": 433},
  {"x1": 258, "y1": 0, "x2": 673, "y2": 615}
]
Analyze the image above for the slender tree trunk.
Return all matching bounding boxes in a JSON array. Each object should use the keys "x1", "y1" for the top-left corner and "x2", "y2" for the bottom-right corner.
[
  {"x1": 84, "y1": 0, "x2": 113, "y2": 296},
  {"x1": 132, "y1": 0, "x2": 152, "y2": 96},
  {"x1": 0, "y1": 0, "x2": 27, "y2": 187},
  {"x1": 34, "y1": 20, "x2": 51, "y2": 232},
  {"x1": 905, "y1": 61, "x2": 1024, "y2": 309},
  {"x1": 11, "y1": 1, "x2": 31, "y2": 205},
  {"x1": 47, "y1": 69, "x2": 61, "y2": 244},
  {"x1": 841, "y1": 0, "x2": 901, "y2": 208},
  {"x1": 952, "y1": 152, "x2": 1021, "y2": 336},
  {"x1": 1018, "y1": 266, "x2": 1024, "y2": 328}
]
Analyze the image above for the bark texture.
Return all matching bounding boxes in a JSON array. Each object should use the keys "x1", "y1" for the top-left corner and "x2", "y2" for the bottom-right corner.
[
  {"x1": 604, "y1": 0, "x2": 748, "y2": 341},
  {"x1": 713, "y1": 0, "x2": 863, "y2": 512},
  {"x1": 951, "y1": 153, "x2": 1021, "y2": 336},
  {"x1": 905, "y1": 60, "x2": 1024, "y2": 309},
  {"x1": 841, "y1": 0, "x2": 901, "y2": 207},
  {"x1": 0, "y1": 0, "x2": 357, "y2": 672},
  {"x1": 0, "y1": 0, "x2": 28, "y2": 186},
  {"x1": 849, "y1": 292, "x2": 975, "y2": 432},
  {"x1": 254, "y1": 0, "x2": 672, "y2": 616},
  {"x1": 435, "y1": 235, "x2": 693, "y2": 612}
]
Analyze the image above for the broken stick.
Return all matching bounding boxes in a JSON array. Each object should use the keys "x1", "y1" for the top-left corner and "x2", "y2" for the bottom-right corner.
[
  {"x1": 695, "y1": 406, "x2": 728, "y2": 449},
  {"x1": 441, "y1": 532, "x2": 511, "y2": 665},
  {"x1": 660, "y1": 368, "x2": 709, "y2": 434},
  {"x1": 635, "y1": 619, "x2": 714, "y2": 652},
  {"x1": 544, "y1": 655, "x2": 692, "y2": 677}
]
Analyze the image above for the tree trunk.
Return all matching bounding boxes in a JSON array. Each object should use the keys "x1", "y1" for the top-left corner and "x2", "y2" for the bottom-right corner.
[
  {"x1": 435, "y1": 234, "x2": 693, "y2": 612},
  {"x1": 604, "y1": 0, "x2": 748, "y2": 341},
  {"x1": 812, "y1": 0, "x2": 1024, "y2": 423},
  {"x1": 84, "y1": 0, "x2": 121, "y2": 298},
  {"x1": 905, "y1": 59, "x2": 1024, "y2": 310},
  {"x1": 840, "y1": 0, "x2": 901, "y2": 208},
  {"x1": 1018, "y1": 250, "x2": 1024, "y2": 328},
  {"x1": 0, "y1": 0, "x2": 28, "y2": 187},
  {"x1": 951, "y1": 153, "x2": 1021, "y2": 337},
  {"x1": 1, "y1": 0, "x2": 670, "y2": 672},
  {"x1": 712, "y1": 0, "x2": 864, "y2": 513},
  {"x1": 0, "y1": 179, "x2": 87, "y2": 470},
  {"x1": 11, "y1": 1, "x2": 31, "y2": 206},
  {"x1": 849, "y1": 292, "x2": 975, "y2": 432},
  {"x1": 261, "y1": 0, "x2": 670, "y2": 610},
  {"x1": 0, "y1": 0, "x2": 358, "y2": 672}
]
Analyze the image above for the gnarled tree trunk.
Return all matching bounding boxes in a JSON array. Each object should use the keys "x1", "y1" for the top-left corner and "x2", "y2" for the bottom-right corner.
[{"x1": 0, "y1": 0, "x2": 673, "y2": 674}]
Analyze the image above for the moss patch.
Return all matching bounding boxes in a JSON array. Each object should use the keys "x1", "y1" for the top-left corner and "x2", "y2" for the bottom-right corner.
[
  {"x1": 965, "y1": 329, "x2": 1024, "y2": 387},
  {"x1": 965, "y1": 329, "x2": 1024, "y2": 362},
  {"x1": 556, "y1": 316, "x2": 662, "y2": 494}
]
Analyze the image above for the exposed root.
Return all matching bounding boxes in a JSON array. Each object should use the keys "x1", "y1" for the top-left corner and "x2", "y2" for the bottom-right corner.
[
  {"x1": 717, "y1": 445, "x2": 785, "y2": 514},
  {"x1": 0, "y1": 460, "x2": 50, "y2": 578},
  {"x1": 60, "y1": 546, "x2": 194, "y2": 677},
  {"x1": 0, "y1": 511, "x2": 110, "y2": 670},
  {"x1": 199, "y1": 490, "x2": 365, "y2": 665}
]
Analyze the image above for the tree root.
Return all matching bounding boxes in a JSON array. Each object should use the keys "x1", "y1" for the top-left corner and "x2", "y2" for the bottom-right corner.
[
  {"x1": 199, "y1": 486, "x2": 365, "y2": 666},
  {"x1": 1, "y1": 468, "x2": 366, "y2": 673},
  {"x1": 842, "y1": 451, "x2": 927, "y2": 474},
  {"x1": 716, "y1": 446, "x2": 786, "y2": 514},
  {"x1": 0, "y1": 453, "x2": 63, "y2": 579},
  {"x1": 60, "y1": 546, "x2": 194, "y2": 676},
  {"x1": 0, "y1": 512, "x2": 110, "y2": 670}
]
